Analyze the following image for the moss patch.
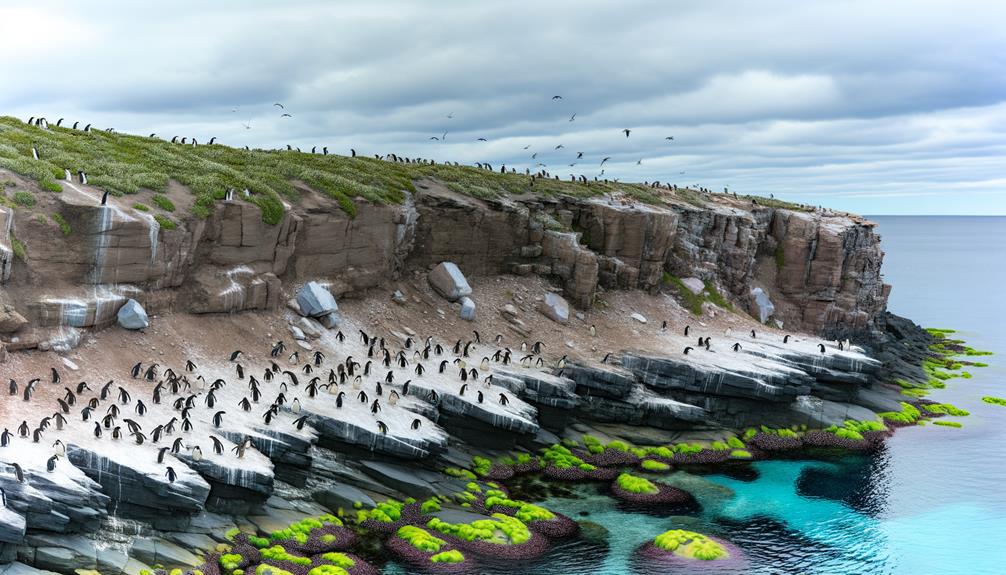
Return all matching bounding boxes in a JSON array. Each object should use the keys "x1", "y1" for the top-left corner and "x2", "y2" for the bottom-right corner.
[{"x1": 653, "y1": 530, "x2": 728, "y2": 560}]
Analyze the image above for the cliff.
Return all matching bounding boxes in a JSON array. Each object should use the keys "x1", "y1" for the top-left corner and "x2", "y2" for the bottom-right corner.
[{"x1": 0, "y1": 116, "x2": 890, "y2": 350}]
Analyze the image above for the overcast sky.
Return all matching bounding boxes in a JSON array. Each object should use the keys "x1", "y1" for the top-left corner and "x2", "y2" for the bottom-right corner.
[{"x1": 1, "y1": 0, "x2": 1003, "y2": 214}]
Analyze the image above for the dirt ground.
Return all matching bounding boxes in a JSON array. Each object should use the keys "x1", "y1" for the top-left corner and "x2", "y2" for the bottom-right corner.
[{"x1": 3, "y1": 272, "x2": 791, "y2": 410}]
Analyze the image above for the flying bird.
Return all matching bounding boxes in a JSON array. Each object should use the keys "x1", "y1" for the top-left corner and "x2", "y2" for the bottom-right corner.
[
  {"x1": 280, "y1": 113, "x2": 292, "y2": 118},
  {"x1": 600, "y1": 157, "x2": 611, "y2": 166},
  {"x1": 622, "y1": 129, "x2": 631, "y2": 138},
  {"x1": 552, "y1": 95, "x2": 563, "y2": 100},
  {"x1": 568, "y1": 113, "x2": 576, "y2": 122},
  {"x1": 273, "y1": 103, "x2": 285, "y2": 109}
]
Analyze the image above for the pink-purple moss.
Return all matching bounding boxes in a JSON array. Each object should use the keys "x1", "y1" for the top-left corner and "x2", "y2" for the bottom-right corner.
[{"x1": 385, "y1": 534, "x2": 473, "y2": 574}]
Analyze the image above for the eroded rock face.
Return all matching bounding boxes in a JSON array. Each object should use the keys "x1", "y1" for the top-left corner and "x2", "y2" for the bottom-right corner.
[{"x1": 0, "y1": 176, "x2": 889, "y2": 342}]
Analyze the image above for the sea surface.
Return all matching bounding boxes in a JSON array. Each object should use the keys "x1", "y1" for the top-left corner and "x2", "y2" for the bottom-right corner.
[{"x1": 384, "y1": 216, "x2": 1006, "y2": 575}]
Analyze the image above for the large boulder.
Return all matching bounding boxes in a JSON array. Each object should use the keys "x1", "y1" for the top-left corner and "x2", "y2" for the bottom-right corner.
[
  {"x1": 296, "y1": 281, "x2": 338, "y2": 318},
  {"x1": 750, "y1": 287, "x2": 775, "y2": 324},
  {"x1": 116, "y1": 299, "x2": 148, "y2": 330},
  {"x1": 537, "y1": 292, "x2": 570, "y2": 324},
  {"x1": 428, "y1": 262, "x2": 472, "y2": 302}
]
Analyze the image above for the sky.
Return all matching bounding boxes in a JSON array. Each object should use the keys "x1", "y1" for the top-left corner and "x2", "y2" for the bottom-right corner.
[{"x1": 1, "y1": 0, "x2": 1003, "y2": 215}]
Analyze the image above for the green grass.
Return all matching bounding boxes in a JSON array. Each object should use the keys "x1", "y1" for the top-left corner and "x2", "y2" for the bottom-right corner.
[
  {"x1": 151, "y1": 193, "x2": 175, "y2": 212},
  {"x1": 51, "y1": 213, "x2": 71, "y2": 235},
  {"x1": 933, "y1": 420, "x2": 962, "y2": 428},
  {"x1": 12, "y1": 190, "x2": 35, "y2": 207},
  {"x1": 664, "y1": 275, "x2": 706, "y2": 315},
  {"x1": 774, "y1": 244, "x2": 785, "y2": 269},
  {"x1": 982, "y1": 396, "x2": 1006, "y2": 407},
  {"x1": 133, "y1": 202, "x2": 149, "y2": 211},
  {"x1": 153, "y1": 214, "x2": 177, "y2": 230},
  {"x1": 10, "y1": 235, "x2": 26, "y2": 260},
  {"x1": 0, "y1": 115, "x2": 768, "y2": 227}
]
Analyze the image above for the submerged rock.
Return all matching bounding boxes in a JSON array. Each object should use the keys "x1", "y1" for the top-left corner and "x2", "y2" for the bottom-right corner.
[{"x1": 116, "y1": 299, "x2": 148, "y2": 330}]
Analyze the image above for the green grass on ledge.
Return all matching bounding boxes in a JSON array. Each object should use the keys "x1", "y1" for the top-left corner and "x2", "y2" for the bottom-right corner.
[{"x1": 0, "y1": 116, "x2": 810, "y2": 226}]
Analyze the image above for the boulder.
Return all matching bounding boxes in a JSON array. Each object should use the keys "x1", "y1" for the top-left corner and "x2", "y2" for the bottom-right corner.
[
  {"x1": 680, "y1": 277, "x2": 705, "y2": 295},
  {"x1": 427, "y1": 262, "x2": 472, "y2": 302},
  {"x1": 0, "y1": 306, "x2": 27, "y2": 333},
  {"x1": 459, "y1": 297, "x2": 476, "y2": 321},
  {"x1": 750, "y1": 287, "x2": 775, "y2": 323},
  {"x1": 116, "y1": 299, "x2": 148, "y2": 330},
  {"x1": 288, "y1": 325, "x2": 306, "y2": 341},
  {"x1": 296, "y1": 281, "x2": 338, "y2": 318},
  {"x1": 630, "y1": 312, "x2": 647, "y2": 324},
  {"x1": 536, "y1": 292, "x2": 569, "y2": 324},
  {"x1": 296, "y1": 317, "x2": 324, "y2": 339}
]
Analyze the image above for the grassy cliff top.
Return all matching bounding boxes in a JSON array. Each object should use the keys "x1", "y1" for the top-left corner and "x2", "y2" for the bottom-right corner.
[{"x1": 0, "y1": 116, "x2": 804, "y2": 224}]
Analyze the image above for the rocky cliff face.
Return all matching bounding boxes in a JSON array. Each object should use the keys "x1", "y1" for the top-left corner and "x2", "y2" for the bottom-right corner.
[{"x1": 0, "y1": 169, "x2": 889, "y2": 352}]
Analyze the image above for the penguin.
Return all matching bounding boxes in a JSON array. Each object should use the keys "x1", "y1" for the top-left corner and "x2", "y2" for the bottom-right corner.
[
  {"x1": 229, "y1": 350, "x2": 243, "y2": 361},
  {"x1": 0, "y1": 429, "x2": 11, "y2": 447},
  {"x1": 783, "y1": 334, "x2": 791, "y2": 344},
  {"x1": 370, "y1": 399, "x2": 381, "y2": 414},
  {"x1": 192, "y1": 445, "x2": 203, "y2": 461},
  {"x1": 93, "y1": 422, "x2": 102, "y2": 438},
  {"x1": 171, "y1": 437, "x2": 184, "y2": 454},
  {"x1": 477, "y1": 391, "x2": 484, "y2": 403},
  {"x1": 732, "y1": 343, "x2": 742, "y2": 352},
  {"x1": 683, "y1": 347, "x2": 694, "y2": 355},
  {"x1": 376, "y1": 421, "x2": 388, "y2": 434},
  {"x1": 78, "y1": 171, "x2": 87, "y2": 184},
  {"x1": 336, "y1": 391, "x2": 345, "y2": 408},
  {"x1": 130, "y1": 362, "x2": 143, "y2": 377},
  {"x1": 751, "y1": 329, "x2": 757, "y2": 339},
  {"x1": 291, "y1": 397, "x2": 302, "y2": 413},
  {"x1": 17, "y1": 422, "x2": 28, "y2": 438},
  {"x1": 46, "y1": 455, "x2": 59, "y2": 472},
  {"x1": 51, "y1": 368, "x2": 60, "y2": 384},
  {"x1": 165, "y1": 466, "x2": 177, "y2": 483},
  {"x1": 389, "y1": 390, "x2": 400, "y2": 405},
  {"x1": 7, "y1": 380, "x2": 15, "y2": 396},
  {"x1": 818, "y1": 343, "x2": 826, "y2": 354},
  {"x1": 415, "y1": 363, "x2": 425, "y2": 376},
  {"x1": 684, "y1": 325, "x2": 690, "y2": 336},
  {"x1": 186, "y1": 360, "x2": 197, "y2": 372},
  {"x1": 532, "y1": 341, "x2": 545, "y2": 354},
  {"x1": 459, "y1": 384, "x2": 468, "y2": 396},
  {"x1": 498, "y1": 393, "x2": 509, "y2": 406},
  {"x1": 212, "y1": 411, "x2": 225, "y2": 428},
  {"x1": 589, "y1": 325, "x2": 597, "y2": 337},
  {"x1": 239, "y1": 397, "x2": 252, "y2": 412},
  {"x1": 211, "y1": 436, "x2": 225, "y2": 455},
  {"x1": 76, "y1": 381, "x2": 91, "y2": 394},
  {"x1": 292, "y1": 415, "x2": 310, "y2": 430},
  {"x1": 661, "y1": 320, "x2": 668, "y2": 332},
  {"x1": 31, "y1": 146, "x2": 39, "y2": 160},
  {"x1": 411, "y1": 418, "x2": 422, "y2": 430},
  {"x1": 101, "y1": 191, "x2": 109, "y2": 205}
]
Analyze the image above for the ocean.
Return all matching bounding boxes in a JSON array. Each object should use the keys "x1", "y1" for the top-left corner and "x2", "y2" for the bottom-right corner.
[{"x1": 384, "y1": 216, "x2": 1006, "y2": 575}]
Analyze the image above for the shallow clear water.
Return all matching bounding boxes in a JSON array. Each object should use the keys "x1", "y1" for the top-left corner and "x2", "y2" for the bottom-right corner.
[{"x1": 384, "y1": 216, "x2": 1006, "y2": 575}]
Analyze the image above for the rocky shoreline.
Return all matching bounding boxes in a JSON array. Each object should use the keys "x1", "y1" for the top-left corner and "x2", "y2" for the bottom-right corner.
[{"x1": 0, "y1": 288, "x2": 986, "y2": 575}]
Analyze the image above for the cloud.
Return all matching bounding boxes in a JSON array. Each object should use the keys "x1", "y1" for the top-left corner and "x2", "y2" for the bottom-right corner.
[{"x1": 0, "y1": 0, "x2": 1003, "y2": 214}]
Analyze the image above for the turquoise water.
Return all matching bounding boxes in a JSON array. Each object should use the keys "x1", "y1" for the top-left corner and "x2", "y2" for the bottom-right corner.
[{"x1": 385, "y1": 216, "x2": 1006, "y2": 574}]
